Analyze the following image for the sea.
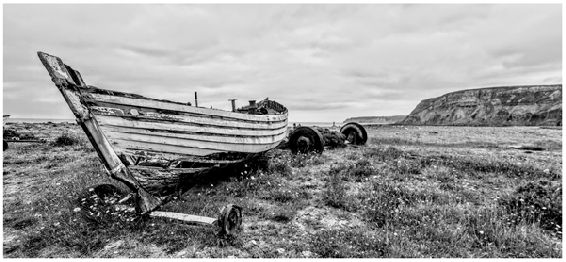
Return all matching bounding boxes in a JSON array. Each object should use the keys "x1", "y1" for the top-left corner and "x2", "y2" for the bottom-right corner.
[
  {"x1": 4, "y1": 118, "x2": 339, "y2": 127},
  {"x1": 4, "y1": 118, "x2": 76, "y2": 123}
]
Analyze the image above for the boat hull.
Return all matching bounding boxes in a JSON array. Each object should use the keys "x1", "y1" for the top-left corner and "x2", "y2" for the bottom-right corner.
[
  {"x1": 37, "y1": 51, "x2": 288, "y2": 211},
  {"x1": 79, "y1": 86, "x2": 288, "y2": 161}
]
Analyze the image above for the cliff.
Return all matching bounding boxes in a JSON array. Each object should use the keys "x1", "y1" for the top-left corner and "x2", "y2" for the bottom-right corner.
[
  {"x1": 343, "y1": 115, "x2": 406, "y2": 125},
  {"x1": 401, "y1": 84, "x2": 562, "y2": 126}
]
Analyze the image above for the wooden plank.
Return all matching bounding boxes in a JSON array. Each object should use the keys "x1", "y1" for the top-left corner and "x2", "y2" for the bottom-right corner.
[
  {"x1": 113, "y1": 139, "x2": 224, "y2": 156},
  {"x1": 150, "y1": 211, "x2": 217, "y2": 226},
  {"x1": 102, "y1": 125, "x2": 287, "y2": 145},
  {"x1": 128, "y1": 165, "x2": 211, "y2": 194},
  {"x1": 110, "y1": 133, "x2": 282, "y2": 152},
  {"x1": 90, "y1": 105, "x2": 288, "y2": 129},
  {"x1": 82, "y1": 85, "x2": 200, "y2": 107},
  {"x1": 118, "y1": 149, "x2": 252, "y2": 164},
  {"x1": 88, "y1": 101, "x2": 288, "y2": 126},
  {"x1": 109, "y1": 135, "x2": 279, "y2": 156},
  {"x1": 87, "y1": 93, "x2": 288, "y2": 122},
  {"x1": 97, "y1": 115, "x2": 287, "y2": 137}
]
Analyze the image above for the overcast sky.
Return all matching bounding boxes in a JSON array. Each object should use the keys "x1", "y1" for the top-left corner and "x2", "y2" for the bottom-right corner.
[{"x1": 3, "y1": 4, "x2": 562, "y2": 122}]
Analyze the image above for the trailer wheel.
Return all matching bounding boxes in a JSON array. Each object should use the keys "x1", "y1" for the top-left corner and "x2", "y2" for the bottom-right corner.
[
  {"x1": 288, "y1": 126, "x2": 324, "y2": 154},
  {"x1": 217, "y1": 204, "x2": 242, "y2": 237},
  {"x1": 3, "y1": 140, "x2": 7, "y2": 151},
  {"x1": 340, "y1": 122, "x2": 368, "y2": 145}
]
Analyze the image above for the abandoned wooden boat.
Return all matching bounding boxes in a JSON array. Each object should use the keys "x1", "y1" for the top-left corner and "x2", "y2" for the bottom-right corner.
[{"x1": 37, "y1": 52, "x2": 288, "y2": 223}]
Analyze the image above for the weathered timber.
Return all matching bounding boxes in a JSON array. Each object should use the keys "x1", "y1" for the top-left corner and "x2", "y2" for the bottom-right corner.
[
  {"x1": 129, "y1": 166, "x2": 209, "y2": 194},
  {"x1": 86, "y1": 92, "x2": 287, "y2": 122},
  {"x1": 112, "y1": 139, "x2": 228, "y2": 156},
  {"x1": 119, "y1": 150, "x2": 246, "y2": 166},
  {"x1": 151, "y1": 205, "x2": 244, "y2": 236},
  {"x1": 37, "y1": 52, "x2": 162, "y2": 213},
  {"x1": 37, "y1": 51, "x2": 288, "y2": 216},
  {"x1": 89, "y1": 105, "x2": 288, "y2": 129},
  {"x1": 105, "y1": 131, "x2": 287, "y2": 154},
  {"x1": 86, "y1": 97, "x2": 287, "y2": 127},
  {"x1": 150, "y1": 211, "x2": 217, "y2": 226},
  {"x1": 103, "y1": 126, "x2": 286, "y2": 145},
  {"x1": 97, "y1": 115, "x2": 286, "y2": 137}
]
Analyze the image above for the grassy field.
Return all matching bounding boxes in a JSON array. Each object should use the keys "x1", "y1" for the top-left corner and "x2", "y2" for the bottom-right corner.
[{"x1": 2, "y1": 122, "x2": 562, "y2": 258}]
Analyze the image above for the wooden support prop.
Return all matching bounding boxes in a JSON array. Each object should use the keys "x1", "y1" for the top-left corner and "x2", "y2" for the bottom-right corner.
[
  {"x1": 149, "y1": 204, "x2": 243, "y2": 237},
  {"x1": 150, "y1": 211, "x2": 217, "y2": 226}
]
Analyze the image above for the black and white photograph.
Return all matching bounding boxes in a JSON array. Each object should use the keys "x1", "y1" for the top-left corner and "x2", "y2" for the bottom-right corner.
[{"x1": 2, "y1": 2, "x2": 562, "y2": 258}]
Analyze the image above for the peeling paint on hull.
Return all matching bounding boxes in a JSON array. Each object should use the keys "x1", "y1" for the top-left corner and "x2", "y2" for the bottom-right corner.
[{"x1": 37, "y1": 51, "x2": 288, "y2": 212}]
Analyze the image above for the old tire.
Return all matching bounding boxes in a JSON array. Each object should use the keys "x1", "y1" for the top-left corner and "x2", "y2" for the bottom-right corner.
[
  {"x1": 288, "y1": 126, "x2": 325, "y2": 154},
  {"x1": 340, "y1": 122, "x2": 368, "y2": 145},
  {"x1": 217, "y1": 204, "x2": 243, "y2": 237}
]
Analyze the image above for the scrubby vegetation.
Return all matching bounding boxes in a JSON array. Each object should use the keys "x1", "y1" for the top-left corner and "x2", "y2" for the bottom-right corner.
[
  {"x1": 3, "y1": 128, "x2": 37, "y2": 140},
  {"x1": 309, "y1": 229, "x2": 387, "y2": 258},
  {"x1": 3, "y1": 123, "x2": 562, "y2": 258},
  {"x1": 51, "y1": 133, "x2": 81, "y2": 147},
  {"x1": 323, "y1": 164, "x2": 353, "y2": 211},
  {"x1": 498, "y1": 180, "x2": 562, "y2": 233}
]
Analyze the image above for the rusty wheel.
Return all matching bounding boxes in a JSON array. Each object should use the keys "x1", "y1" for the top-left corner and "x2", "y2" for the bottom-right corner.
[
  {"x1": 288, "y1": 126, "x2": 325, "y2": 154},
  {"x1": 217, "y1": 204, "x2": 243, "y2": 237},
  {"x1": 340, "y1": 122, "x2": 368, "y2": 145}
]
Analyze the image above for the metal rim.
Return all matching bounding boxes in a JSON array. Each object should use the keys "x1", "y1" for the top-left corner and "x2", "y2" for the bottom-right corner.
[
  {"x1": 340, "y1": 122, "x2": 368, "y2": 145},
  {"x1": 296, "y1": 136, "x2": 311, "y2": 152},
  {"x1": 217, "y1": 204, "x2": 243, "y2": 236}
]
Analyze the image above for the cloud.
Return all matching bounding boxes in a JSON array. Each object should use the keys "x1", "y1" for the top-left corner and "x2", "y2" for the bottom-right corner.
[{"x1": 3, "y1": 4, "x2": 561, "y2": 121}]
